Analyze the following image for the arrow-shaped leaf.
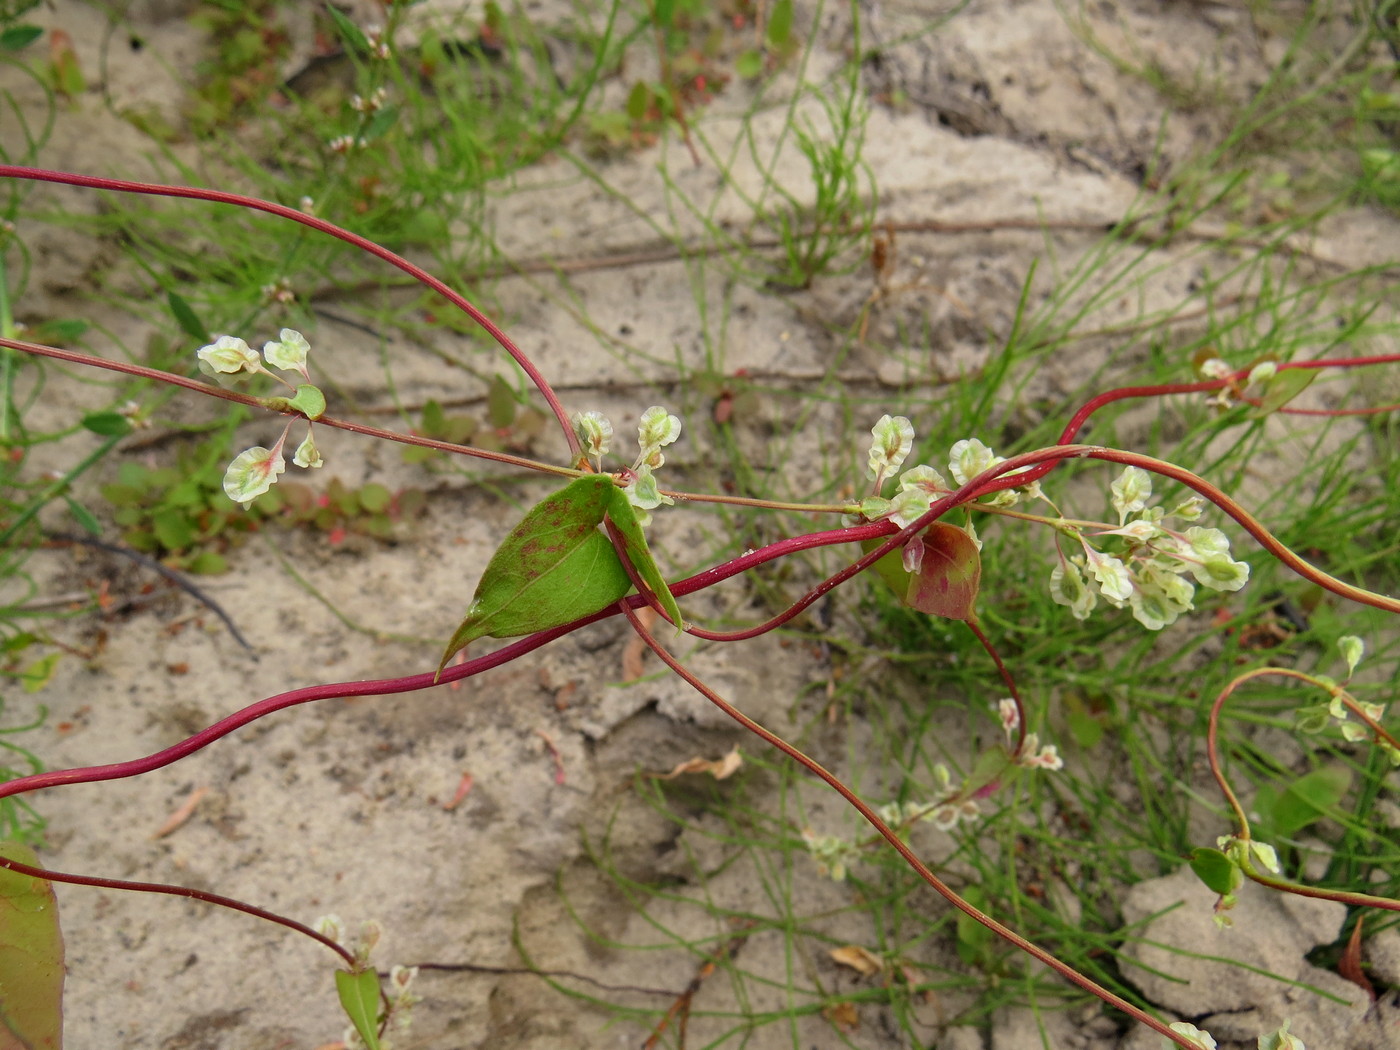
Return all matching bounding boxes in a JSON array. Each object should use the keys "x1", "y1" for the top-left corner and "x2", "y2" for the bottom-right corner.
[
  {"x1": 601, "y1": 485, "x2": 683, "y2": 632},
  {"x1": 1250, "y1": 367, "x2": 1317, "y2": 419},
  {"x1": 437, "y1": 475, "x2": 633, "y2": 674},
  {"x1": 0, "y1": 841, "x2": 64, "y2": 1050},
  {"x1": 333, "y1": 969, "x2": 381, "y2": 1050}
]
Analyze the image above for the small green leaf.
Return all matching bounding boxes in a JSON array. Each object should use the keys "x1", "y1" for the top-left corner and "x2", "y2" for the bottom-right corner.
[
  {"x1": 29, "y1": 318, "x2": 88, "y2": 342},
  {"x1": 186, "y1": 551, "x2": 228, "y2": 575},
  {"x1": 19, "y1": 653, "x2": 59, "y2": 694},
  {"x1": 1250, "y1": 368, "x2": 1316, "y2": 419},
  {"x1": 294, "y1": 385, "x2": 326, "y2": 420},
  {"x1": 954, "y1": 885, "x2": 993, "y2": 966},
  {"x1": 167, "y1": 290, "x2": 208, "y2": 342},
  {"x1": 626, "y1": 81, "x2": 651, "y2": 123},
  {"x1": 1272, "y1": 765, "x2": 1352, "y2": 837},
  {"x1": 601, "y1": 485, "x2": 684, "y2": 632},
  {"x1": 100, "y1": 483, "x2": 144, "y2": 507},
  {"x1": 421, "y1": 400, "x2": 446, "y2": 437},
  {"x1": 333, "y1": 968, "x2": 381, "y2": 1050},
  {"x1": 361, "y1": 105, "x2": 398, "y2": 143},
  {"x1": 151, "y1": 507, "x2": 195, "y2": 551},
  {"x1": 0, "y1": 841, "x2": 65, "y2": 1050},
  {"x1": 324, "y1": 5, "x2": 370, "y2": 54},
  {"x1": 1066, "y1": 707, "x2": 1104, "y2": 750},
  {"x1": 64, "y1": 496, "x2": 102, "y2": 536},
  {"x1": 734, "y1": 49, "x2": 763, "y2": 79},
  {"x1": 437, "y1": 475, "x2": 633, "y2": 674},
  {"x1": 359, "y1": 483, "x2": 391, "y2": 513},
  {"x1": 0, "y1": 25, "x2": 43, "y2": 52},
  {"x1": 486, "y1": 376, "x2": 516, "y2": 429},
  {"x1": 654, "y1": 0, "x2": 675, "y2": 31},
  {"x1": 81, "y1": 411, "x2": 132, "y2": 437},
  {"x1": 905, "y1": 522, "x2": 981, "y2": 622},
  {"x1": 767, "y1": 0, "x2": 794, "y2": 48},
  {"x1": 1189, "y1": 847, "x2": 1242, "y2": 896}
]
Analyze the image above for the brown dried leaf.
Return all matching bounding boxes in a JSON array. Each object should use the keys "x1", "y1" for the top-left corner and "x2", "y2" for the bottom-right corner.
[
  {"x1": 830, "y1": 945, "x2": 883, "y2": 976},
  {"x1": 151, "y1": 785, "x2": 208, "y2": 839},
  {"x1": 653, "y1": 746, "x2": 743, "y2": 781},
  {"x1": 823, "y1": 1001, "x2": 859, "y2": 1032},
  {"x1": 1339, "y1": 915, "x2": 1376, "y2": 1001}
]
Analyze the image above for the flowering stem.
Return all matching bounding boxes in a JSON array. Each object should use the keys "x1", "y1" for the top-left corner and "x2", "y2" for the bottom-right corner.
[
  {"x1": 0, "y1": 165, "x2": 582, "y2": 460},
  {"x1": 966, "y1": 619, "x2": 1027, "y2": 753},
  {"x1": 618, "y1": 602, "x2": 1200, "y2": 1048},
  {"x1": 0, "y1": 853, "x2": 357, "y2": 968},
  {"x1": 0, "y1": 336, "x2": 580, "y2": 478},
  {"x1": 1206, "y1": 666, "x2": 1400, "y2": 912}
]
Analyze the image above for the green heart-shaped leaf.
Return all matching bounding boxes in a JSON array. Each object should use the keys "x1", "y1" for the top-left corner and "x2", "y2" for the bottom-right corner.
[
  {"x1": 437, "y1": 476, "x2": 632, "y2": 674},
  {"x1": 1188, "y1": 847, "x2": 1242, "y2": 896}
]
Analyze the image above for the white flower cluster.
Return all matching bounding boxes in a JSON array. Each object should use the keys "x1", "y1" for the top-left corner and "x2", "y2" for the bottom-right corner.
[
  {"x1": 571, "y1": 406, "x2": 682, "y2": 526},
  {"x1": 199, "y1": 329, "x2": 325, "y2": 506},
  {"x1": 316, "y1": 915, "x2": 420, "y2": 1050},
  {"x1": 1050, "y1": 466, "x2": 1250, "y2": 630},
  {"x1": 860, "y1": 416, "x2": 1042, "y2": 571}
]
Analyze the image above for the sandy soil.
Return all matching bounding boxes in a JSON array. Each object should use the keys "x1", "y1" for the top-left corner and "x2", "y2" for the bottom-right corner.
[{"x1": 3, "y1": 1, "x2": 1398, "y2": 1048}]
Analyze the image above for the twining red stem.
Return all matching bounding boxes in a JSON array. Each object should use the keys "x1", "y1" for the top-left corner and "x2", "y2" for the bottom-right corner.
[
  {"x1": 0, "y1": 521, "x2": 887, "y2": 801},
  {"x1": 0, "y1": 854, "x2": 356, "y2": 967},
  {"x1": 0, "y1": 164, "x2": 581, "y2": 459},
  {"x1": 617, "y1": 603, "x2": 1198, "y2": 1048},
  {"x1": 1205, "y1": 667, "x2": 1400, "y2": 912}
]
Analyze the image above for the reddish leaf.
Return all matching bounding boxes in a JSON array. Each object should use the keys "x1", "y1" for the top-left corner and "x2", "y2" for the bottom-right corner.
[
  {"x1": 1338, "y1": 916, "x2": 1375, "y2": 1001},
  {"x1": 904, "y1": 522, "x2": 981, "y2": 621}
]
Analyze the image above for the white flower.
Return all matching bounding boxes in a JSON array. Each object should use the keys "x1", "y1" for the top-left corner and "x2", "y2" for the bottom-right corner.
[
  {"x1": 262, "y1": 328, "x2": 311, "y2": 379},
  {"x1": 1247, "y1": 361, "x2": 1278, "y2": 384},
  {"x1": 948, "y1": 438, "x2": 1002, "y2": 487},
  {"x1": 572, "y1": 410, "x2": 613, "y2": 461},
  {"x1": 293, "y1": 430, "x2": 323, "y2": 469},
  {"x1": 1198, "y1": 357, "x2": 1233, "y2": 380},
  {"x1": 1168, "y1": 1021, "x2": 1217, "y2": 1049},
  {"x1": 887, "y1": 486, "x2": 932, "y2": 528},
  {"x1": 1111, "y1": 466, "x2": 1152, "y2": 523},
  {"x1": 994, "y1": 698, "x2": 1020, "y2": 734},
  {"x1": 1085, "y1": 549, "x2": 1134, "y2": 604},
  {"x1": 898, "y1": 463, "x2": 947, "y2": 493},
  {"x1": 901, "y1": 532, "x2": 925, "y2": 574},
  {"x1": 623, "y1": 463, "x2": 673, "y2": 527},
  {"x1": 198, "y1": 335, "x2": 262, "y2": 376},
  {"x1": 637, "y1": 406, "x2": 682, "y2": 456},
  {"x1": 1257, "y1": 1019, "x2": 1304, "y2": 1050},
  {"x1": 1338, "y1": 635, "x2": 1364, "y2": 677},
  {"x1": 223, "y1": 445, "x2": 286, "y2": 505},
  {"x1": 1050, "y1": 560, "x2": 1096, "y2": 620},
  {"x1": 867, "y1": 415, "x2": 915, "y2": 485}
]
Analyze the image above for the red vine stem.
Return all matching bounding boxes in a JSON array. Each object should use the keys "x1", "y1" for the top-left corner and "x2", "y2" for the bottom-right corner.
[
  {"x1": 1205, "y1": 666, "x2": 1400, "y2": 912},
  {"x1": 0, "y1": 164, "x2": 581, "y2": 460},
  {"x1": 0, "y1": 522, "x2": 890, "y2": 801},
  {"x1": 617, "y1": 602, "x2": 1199, "y2": 1048},
  {"x1": 0, "y1": 854, "x2": 357, "y2": 967},
  {"x1": 3, "y1": 443, "x2": 1392, "y2": 804}
]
